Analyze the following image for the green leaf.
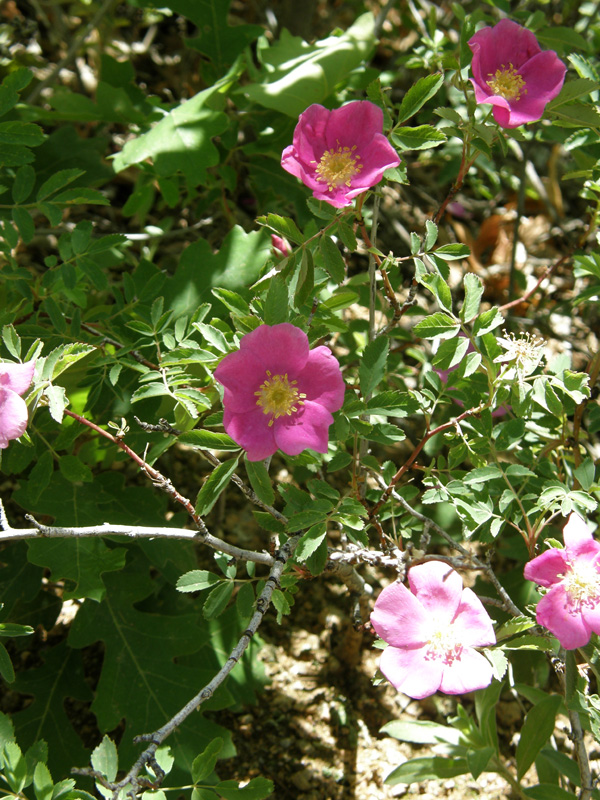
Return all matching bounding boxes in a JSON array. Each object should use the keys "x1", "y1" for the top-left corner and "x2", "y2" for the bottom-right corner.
[
  {"x1": 191, "y1": 737, "x2": 224, "y2": 783},
  {"x1": 10, "y1": 642, "x2": 92, "y2": 777},
  {"x1": 0, "y1": 642, "x2": 15, "y2": 683},
  {"x1": 91, "y1": 736, "x2": 118, "y2": 782},
  {"x1": 359, "y1": 336, "x2": 389, "y2": 396},
  {"x1": 319, "y1": 236, "x2": 346, "y2": 283},
  {"x1": 524, "y1": 785, "x2": 579, "y2": 800},
  {"x1": 434, "y1": 243, "x2": 470, "y2": 261},
  {"x1": 385, "y1": 756, "x2": 469, "y2": 785},
  {"x1": 364, "y1": 391, "x2": 420, "y2": 417},
  {"x1": 195, "y1": 457, "x2": 240, "y2": 516},
  {"x1": 381, "y1": 720, "x2": 461, "y2": 745},
  {"x1": 295, "y1": 523, "x2": 327, "y2": 562},
  {"x1": 52, "y1": 187, "x2": 109, "y2": 206},
  {"x1": 242, "y1": 14, "x2": 376, "y2": 117},
  {"x1": 27, "y1": 537, "x2": 126, "y2": 602},
  {"x1": 0, "y1": 121, "x2": 43, "y2": 147},
  {"x1": 433, "y1": 335, "x2": 470, "y2": 371},
  {"x1": 396, "y1": 73, "x2": 444, "y2": 124},
  {"x1": 472, "y1": 307, "x2": 504, "y2": 336},
  {"x1": 12, "y1": 207, "x2": 34, "y2": 244},
  {"x1": 12, "y1": 164, "x2": 35, "y2": 203},
  {"x1": 461, "y1": 273, "x2": 484, "y2": 323},
  {"x1": 36, "y1": 169, "x2": 86, "y2": 202},
  {"x1": 264, "y1": 275, "x2": 289, "y2": 325},
  {"x1": 179, "y1": 430, "x2": 240, "y2": 451},
  {"x1": 245, "y1": 459, "x2": 275, "y2": 507},
  {"x1": 3, "y1": 741, "x2": 28, "y2": 792},
  {"x1": 413, "y1": 312, "x2": 460, "y2": 339},
  {"x1": 516, "y1": 695, "x2": 562, "y2": 780},
  {"x1": 177, "y1": 570, "x2": 222, "y2": 593},
  {"x1": 0, "y1": 622, "x2": 34, "y2": 638},
  {"x1": 391, "y1": 125, "x2": 447, "y2": 150},
  {"x1": 536, "y1": 26, "x2": 589, "y2": 53},
  {"x1": 2, "y1": 323, "x2": 21, "y2": 359},
  {"x1": 40, "y1": 343, "x2": 95, "y2": 381},
  {"x1": 203, "y1": 581, "x2": 235, "y2": 619},
  {"x1": 214, "y1": 777, "x2": 274, "y2": 800},
  {"x1": 173, "y1": 0, "x2": 262, "y2": 73},
  {"x1": 258, "y1": 213, "x2": 304, "y2": 245},
  {"x1": 113, "y1": 85, "x2": 228, "y2": 185},
  {"x1": 33, "y1": 762, "x2": 53, "y2": 800},
  {"x1": 291, "y1": 249, "x2": 311, "y2": 309}
]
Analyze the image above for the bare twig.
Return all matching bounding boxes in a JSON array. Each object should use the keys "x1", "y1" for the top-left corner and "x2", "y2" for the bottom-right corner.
[{"x1": 0, "y1": 499, "x2": 274, "y2": 565}]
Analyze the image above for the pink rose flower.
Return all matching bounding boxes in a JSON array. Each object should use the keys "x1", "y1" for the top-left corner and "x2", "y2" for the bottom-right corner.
[
  {"x1": 370, "y1": 561, "x2": 496, "y2": 699},
  {"x1": 214, "y1": 323, "x2": 345, "y2": 462},
  {"x1": 0, "y1": 360, "x2": 36, "y2": 449},
  {"x1": 271, "y1": 234, "x2": 291, "y2": 259},
  {"x1": 281, "y1": 101, "x2": 400, "y2": 208},
  {"x1": 524, "y1": 513, "x2": 600, "y2": 649},
  {"x1": 468, "y1": 19, "x2": 566, "y2": 129}
]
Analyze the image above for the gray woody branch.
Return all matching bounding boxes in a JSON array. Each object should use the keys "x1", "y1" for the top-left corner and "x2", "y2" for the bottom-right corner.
[{"x1": 0, "y1": 499, "x2": 274, "y2": 566}]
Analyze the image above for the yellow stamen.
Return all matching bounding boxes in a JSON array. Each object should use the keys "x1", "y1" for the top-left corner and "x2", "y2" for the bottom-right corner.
[
  {"x1": 314, "y1": 142, "x2": 362, "y2": 192},
  {"x1": 255, "y1": 371, "x2": 306, "y2": 427},
  {"x1": 487, "y1": 63, "x2": 527, "y2": 101},
  {"x1": 425, "y1": 627, "x2": 463, "y2": 665}
]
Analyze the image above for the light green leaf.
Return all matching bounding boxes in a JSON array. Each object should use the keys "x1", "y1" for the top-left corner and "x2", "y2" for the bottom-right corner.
[
  {"x1": 191, "y1": 737, "x2": 224, "y2": 783},
  {"x1": 461, "y1": 273, "x2": 484, "y2": 322},
  {"x1": 179, "y1": 430, "x2": 240, "y2": 451},
  {"x1": 320, "y1": 236, "x2": 346, "y2": 283},
  {"x1": 392, "y1": 125, "x2": 447, "y2": 150},
  {"x1": 91, "y1": 736, "x2": 118, "y2": 782},
  {"x1": 516, "y1": 695, "x2": 562, "y2": 780},
  {"x1": 413, "y1": 312, "x2": 460, "y2": 339},
  {"x1": 176, "y1": 571, "x2": 221, "y2": 593},
  {"x1": 295, "y1": 523, "x2": 327, "y2": 562},
  {"x1": 245, "y1": 458, "x2": 275, "y2": 507}
]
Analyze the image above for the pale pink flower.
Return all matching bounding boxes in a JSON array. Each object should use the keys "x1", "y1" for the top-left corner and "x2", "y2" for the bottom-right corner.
[
  {"x1": 468, "y1": 19, "x2": 566, "y2": 129},
  {"x1": 271, "y1": 235, "x2": 291, "y2": 258},
  {"x1": 214, "y1": 323, "x2": 345, "y2": 462},
  {"x1": 0, "y1": 360, "x2": 36, "y2": 449},
  {"x1": 524, "y1": 513, "x2": 600, "y2": 649},
  {"x1": 370, "y1": 561, "x2": 496, "y2": 699},
  {"x1": 281, "y1": 101, "x2": 400, "y2": 208}
]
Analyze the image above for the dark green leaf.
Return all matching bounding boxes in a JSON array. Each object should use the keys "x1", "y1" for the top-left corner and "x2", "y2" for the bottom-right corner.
[
  {"x1": 264, "y1": 275, "x2": 289, "y2": 325},
  {"x1": 179, "y1": 430, "x2": 240, "y2": 451},
  {"x1": 12, "y1": 165, "x2": 35, "y2": 203},
  {"x1": 320, "y1": 236, "x2": 346, "y2": 283},
  {"x1": 516, "y1": 695, "x2": 562, "y2": 780},
  {"x1": 258, "y1": 213, "x2": 304, "y2": 244},
  {"x1": 195, "y1": 457, "x2": 240, "y2": 516},
  {"x1": 203, "y1": 581, "x2": 235, "y2": 619},
  {"x1": 295, "y1": 523, "x2": 327, "y2": 561},
  {"x1": 392, "y1": 125, "x2": 447, "y2": 150},
  {"x1": 385, "y1": 756, "x2": 468, "y2": 785},
  {"x1": 12, "y1": 207, "x2": 34, "y2": 243},
  {"x1": 0, "y1": 642, "x2": 15, "y2": 683},
  {"x1": 294, "y1": 248, "x2": 314, "y2": 308},
  {"x1": 36, "y1": 169, "x2": 85, "y2": 201},
  {"x1": 396, "y1": 73, "x2": 444, "y2": 124}
]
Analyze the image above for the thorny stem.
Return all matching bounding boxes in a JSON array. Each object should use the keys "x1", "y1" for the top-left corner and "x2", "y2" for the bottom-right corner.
[
  {"x1": 558, "y1": 651, "x2": 594, "y2": 800},
  {"x1": 73, "y1": 534, "x2": 301, "y2": 800}
]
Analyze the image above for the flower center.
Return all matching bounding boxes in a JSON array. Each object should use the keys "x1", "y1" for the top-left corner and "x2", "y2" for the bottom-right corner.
[
  {"x1": 424, "y1": 626, "x2": 464, "y2": 666},
  {"x1": 315, "y1": 143, "x2": 362, "y2": 191},
  {"x1": 562, "y1": 561, "x2": 600, "y2": 612},
  {"x1": 255, "y1": 371, "x2": 306, "y2": 427},
  {"x1": 487, "y1": 63, "x2": 527, "y2": 101}
]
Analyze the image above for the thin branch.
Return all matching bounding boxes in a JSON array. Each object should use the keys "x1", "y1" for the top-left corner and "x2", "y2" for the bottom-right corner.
[
  {"x1": 0, "y1": 500, "x2": 274, "y2": 565},
  {"x1": 73, "y1": 534, "x2": 300, "y2": 799}
]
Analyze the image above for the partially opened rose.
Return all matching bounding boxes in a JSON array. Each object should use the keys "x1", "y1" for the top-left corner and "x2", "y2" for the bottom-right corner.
[
  {"x1": 214, "y1": 324, "x2": 345, "y2": 462},
  {"x1": 468, "y1": 19, "x2": 566, "y2": 128},
  {"x1": 371, "y1": 561, "x2": 496, "y2": 699},
  {"x1": 281, "y1": 101, "x2": 400, "y2": 208},
  {"x1": 0, "y1": 360, "x2": 36, "y2": 449}
]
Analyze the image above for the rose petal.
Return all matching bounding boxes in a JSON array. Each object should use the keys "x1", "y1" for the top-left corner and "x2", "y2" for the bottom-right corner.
[
  {"x1": 296, "y1": 346, "x2": 345, "y2": 413},
  {"x1": 273, "y1": 400, "x2": 333, "y2": 455},
  {"x1": 408, "y1": 561, "x2": 463, "y2": 623},
  {"x1": 223, "y1": 406, "x2": 277, "y2": 462},
  {"x1": 214, "y1": 350, "x2": 267, "y2": 412},
  {"x1": 452, "y1": 587, "x2": 496, "y2": 647},
  {"x1": 379, "y1": 645, "x2": 443, "y2": 699},
  {"x1": 439, "y1": 648, "x2": 494, "y2": 695},
  {"x1": 239, "y1": 323, "x2": 309, "y2": 377},
  {"x1": 536, "y1": 585, "x2": 591, "y2": 649},
  {"x1": 0, "y1": 360, "x2": 35, "y2": 396},
  {"x1": 0, "y1": 388, "x2": 29, "y2": 449},
  {"x1": 524, "y1": 548, "x2": 568, "y2": 587},
  {"x1": 370, "y1": 581, "x2": 430, "y2": 648}
]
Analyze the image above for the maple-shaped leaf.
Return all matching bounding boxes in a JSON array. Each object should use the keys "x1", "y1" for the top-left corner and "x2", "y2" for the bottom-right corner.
[
  {"x1": 67, "y1": 563, "x2": 243, "y2": 772},
  {"x1": 0, "y1": 542, "x2": 61, "y2": 629},
  {"x1": 10, "y1": 641, "x2": 93, "y2": 778},
  {"x1": 162, "y1": 226, "x2": 271, "y2": 318},
  {"x1": 241, "y1": 13, "x2": 376, "y2": 117},
  {"x1": 163, "y1": 0, "x2": 262, "y2": 75},
  {"x1": 112, "y1": 84, "x2": 228, "y2": 186}
]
